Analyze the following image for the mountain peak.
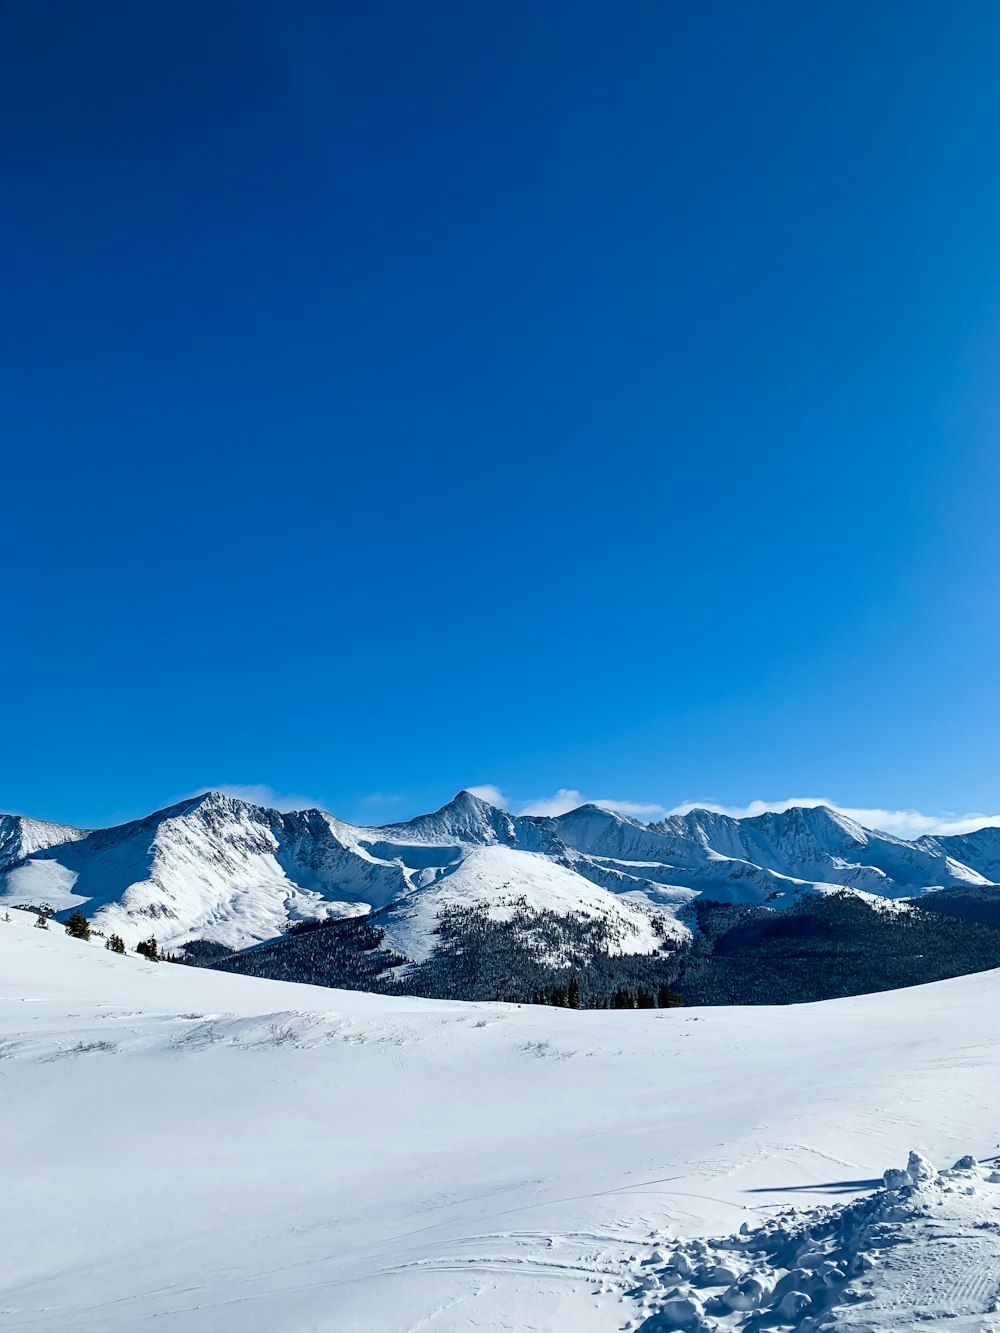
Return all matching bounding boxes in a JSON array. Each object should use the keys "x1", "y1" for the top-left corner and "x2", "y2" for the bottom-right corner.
[
  {"x1": 451, "y1": 789, "x2": 501, "y2": 811},
  {"x1": 791, "y1": 804, "x2": 869, "y2": 840},
  {"x1": 1, "y1": 783, "x2": 995, "y2": 954},
  {"x1": 556, "y1": 802, "x2": 643, "y2": 827},
  {"x1": 162, "y1": 790, "x2": 244, "y2": 818},
  {"x1": 0, "y1": 812, "x2": 85, "y2": 871},
  {"x1": 188, "y1": 789, "x2": 277, "y2": 815},
  {"x1": 381, "y1": 789, "x2": 518, "y2": 845},
  {"x1": 193, "y1": 789, "x2": 233, "y2": 808}
]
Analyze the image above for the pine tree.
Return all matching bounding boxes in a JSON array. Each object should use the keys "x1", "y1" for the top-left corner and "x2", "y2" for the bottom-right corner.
[
  {"x1": 636, "y1": 987, "x2": 655, "y2": 1008},
  {"x1": 136, "y1": 936, "x2": 159, "y2": 962},
  {"x1": 566, "y1": 976, "x2": 581, "y2": 1009},
  {"x1": 65, "y1": 910, "x2": 91, "y2": 941},
  {"x1": 657, "y1": 983, "x2": 683, "y2": 1009},
  {"x1": 34, "y1": 913, "x2": 49, "y2": 930},
  {"x1": 106, "y1": 934, "x2": 126, "y2": 954}
]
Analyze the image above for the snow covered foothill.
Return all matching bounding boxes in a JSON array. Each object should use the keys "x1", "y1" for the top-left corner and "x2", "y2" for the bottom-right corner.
[
  {"x1": 3, "y1": 908, "x2": 1000, "y2": 1331},
  {"x1": 377, "y1": 845, "x2": 672, "y2": 963}
]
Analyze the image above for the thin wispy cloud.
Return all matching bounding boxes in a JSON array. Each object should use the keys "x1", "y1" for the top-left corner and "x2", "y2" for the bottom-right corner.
[
  {"x1": 194, "y1": 784, "x2": 326, "y2": 813},
  {"x1": 465, "y1": 784, "x2": 508, "y2": 807},
  {"x1": 357, "y1": 791, "x2": 408, "y2": 809},
  {"x1": 517, "y1": 789, "x2": 668, "y2": 819},
  {"x1": 473, "y1": 786, "x2": 669, "y2": 820}
]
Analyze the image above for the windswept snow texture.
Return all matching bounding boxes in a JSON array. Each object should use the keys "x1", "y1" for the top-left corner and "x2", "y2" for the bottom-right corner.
[
  {"x1": 624, "y1": 1151, "x2": 1000, "y2": 1331},
  {"x1": 2, "y1": 911, "x2": 1000, "y2": 1332},
  {"x1": 1, "y1": 788, "x2": 998, "y2": 953}
]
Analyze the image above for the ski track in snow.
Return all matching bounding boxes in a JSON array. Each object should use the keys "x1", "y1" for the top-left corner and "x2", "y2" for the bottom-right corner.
[{"x1": 3, "y1": 909, "x2": 1000, "y2": 1331}]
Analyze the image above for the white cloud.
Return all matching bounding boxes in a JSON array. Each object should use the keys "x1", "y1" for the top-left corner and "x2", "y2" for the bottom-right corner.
[
  {"x1": 516, "y1": 788, "x2": 587, "y2": 817},
  {"x1": 518, "y1": 790, "x2": 669, "y2": 818},
  {"x1": 465, "y1": 784, "x2": 509, "y2": 807},
  {"x1": 596, "y1": 797, "x2": 670, "y2": 818},
  {"x1": 465, "y1": 784, "x2": 1000, "y2": 839},
  {"x1": 471, "y1": 785, "x2": 668, "y2": 820},
  {"x1": 195, "y1": 784, "x2": 326, "y2": 813}
]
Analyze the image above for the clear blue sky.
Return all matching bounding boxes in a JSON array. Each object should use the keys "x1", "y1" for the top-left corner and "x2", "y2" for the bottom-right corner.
[{"x1": 3, "y1": 0, "x2": 1000, "y2": 830}]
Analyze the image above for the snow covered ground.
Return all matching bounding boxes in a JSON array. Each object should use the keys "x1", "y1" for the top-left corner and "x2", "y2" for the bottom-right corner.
[
  {"x1": 627, "y1": 1152, "x2": 1000, "y2": 1330},
  {"x1": 2, "y1": 908, "x2": 999, "y2": 1332}
]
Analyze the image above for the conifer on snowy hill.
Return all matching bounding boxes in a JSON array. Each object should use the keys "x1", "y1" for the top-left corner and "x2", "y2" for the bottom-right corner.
[{"x1": 65, "y1": 910, "x2": 90, "y2": 940}]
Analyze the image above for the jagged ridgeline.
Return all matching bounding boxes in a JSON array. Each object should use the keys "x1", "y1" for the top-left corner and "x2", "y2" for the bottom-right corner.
[
  {"x1": 202, "y1": 891, "x2": 1000, "y2": 1006},
  {"x1": 5, "y1": 786, "x2": 1000, "y2": 1004}
]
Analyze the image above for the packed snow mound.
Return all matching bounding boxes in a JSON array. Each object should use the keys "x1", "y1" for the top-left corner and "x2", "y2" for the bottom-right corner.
[
  {"x1": 1, "y1": 788, "x2": 998, "y2": 953},
  {"x1": 625, "y1": 1152, "x2": 1000, "y2": 1331}
]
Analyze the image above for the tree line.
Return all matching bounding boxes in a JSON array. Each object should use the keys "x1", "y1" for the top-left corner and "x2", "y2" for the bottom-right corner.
[
  {"x1": 11, "y1": 906, "x2": 182, "y2": 964},
  {"x1": 199, "y1": 890, "x2": 1000, "y2": 1008},
  {"x1": 512, "y1": 978, "x2": 683, "y2": 1009}
]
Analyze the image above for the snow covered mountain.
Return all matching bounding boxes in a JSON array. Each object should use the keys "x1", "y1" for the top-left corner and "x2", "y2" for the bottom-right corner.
[
  {"x1": 0, "y1": 812, "x2": 85, "y2": 865},
  {"x1": 0, "y1": 788, "x2": 997, "y2": 955}
]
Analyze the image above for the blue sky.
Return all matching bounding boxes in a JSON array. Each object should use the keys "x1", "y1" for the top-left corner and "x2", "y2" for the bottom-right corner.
[{"x1": 3, "y1": 1, "x2": 1000, "y2": 832}]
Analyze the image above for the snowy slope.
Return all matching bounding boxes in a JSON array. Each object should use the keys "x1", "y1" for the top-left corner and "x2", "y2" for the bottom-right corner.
[
  {"x1": 2, "y1": 910, "x2": 999, "y2": 1332},
  {"x1": 0, "y1": 789, "x2": 997, "y2": 957},
  {"x1": 377, "y1": 844, "x2": 672, "y2": 963},
  {"x1": 926, "y1": 824, "x2": 1000, "y2": 883},
  {"x1": 552, "y1": 802, "x2": 989, "y2": 897},
  {"x1": 0, "y1": 793, "x2": 409, "y2": 949},
  {"x1": 0, "y1": 812, "x2": 85, "y2": 868}
]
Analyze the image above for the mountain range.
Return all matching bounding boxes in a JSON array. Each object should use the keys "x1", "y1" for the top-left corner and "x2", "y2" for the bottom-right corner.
[{"x1": 2, "y1": 789, "x2": 998, "y2": 962}]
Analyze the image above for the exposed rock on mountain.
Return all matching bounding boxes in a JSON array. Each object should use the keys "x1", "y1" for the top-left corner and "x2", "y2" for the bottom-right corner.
[{"x1": 1, "y1": 789, "x2": 997, "y2": 959}]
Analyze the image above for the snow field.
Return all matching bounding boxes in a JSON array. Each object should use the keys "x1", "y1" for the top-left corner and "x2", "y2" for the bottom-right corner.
[{"x1": 2, "y1": 909, "x2": 1000, "y2": 1331}]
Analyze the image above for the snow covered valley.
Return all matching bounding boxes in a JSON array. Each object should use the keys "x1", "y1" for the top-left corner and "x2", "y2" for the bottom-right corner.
[{"x1": 2, "y1": 908, "x2": 999, "y2": 1331}]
